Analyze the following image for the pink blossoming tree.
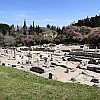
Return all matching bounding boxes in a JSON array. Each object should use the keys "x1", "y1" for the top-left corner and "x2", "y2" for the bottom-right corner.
[
  {"x1": 21, "y1": 36, "x2": 33, "y2": 46},
  {"x1": 88, "y1": 29, "x2": 100, "y2": 44},
  {"x1": 63, "y1": 26, "x2": 83, "y2": 44}
]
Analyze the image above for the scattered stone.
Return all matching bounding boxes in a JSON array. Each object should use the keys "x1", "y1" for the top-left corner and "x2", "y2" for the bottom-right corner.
[
  {"x1": 87, "y1": 66, "x2": 100, "y2": 73},
  {"x1": 62, "y1": 57, "x2": 66, "y2": 61},
  {"x1": 70, "y1": 77, "x2": 77, "y2": 82},
  {"x1": 2, "y1": 63, "x2": 5, "y2": 66},
  {"x1": 50, "y1": 65, "x2": 55, "y2": 68},
  {"x1": 12, "y1": 65, "x2": 16, "y2": 67},
  {"x1": 70, "y1": 68, "x2": 77, "y2": 72},
  {"x1": 68, "y1": 56, "x2": 82, "y2": 62},
  {"x1": 49, "y1": 73, "x2": 53, "y2": 79},
  {"x1": 30, "y1": 67, "x2": 44, "y2": 74},
  {"x1": 21, "y1": 66, "x2": 24, "y2": 68},
  {"x1": 90, "y1": 77, "x2": 99, "y2": 83},
  {"x1": 92, "y1": 84, "x2": 100, "y2": 87},
  {"x1": 17, "y1": 62, "x2": 20, "y2": 64},
  {"x1": 81, "y1": 70, "x2": 89, "y2": 75},
  {"x1": 65, "y1": 68, "x2": 70, "y2": 73}
]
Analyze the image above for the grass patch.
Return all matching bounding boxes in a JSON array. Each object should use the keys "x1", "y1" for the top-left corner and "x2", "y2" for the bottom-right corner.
[{"x1": 0, "y1": 65, "x2": 100, "y2": 100}]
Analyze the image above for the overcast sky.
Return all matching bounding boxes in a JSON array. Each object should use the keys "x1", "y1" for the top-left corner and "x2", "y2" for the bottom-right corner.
[{"x1": 0, "y1": 0, "x2": 99, "y2": 27}]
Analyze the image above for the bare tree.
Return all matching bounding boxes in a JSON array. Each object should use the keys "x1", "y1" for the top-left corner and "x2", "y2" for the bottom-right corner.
[
  {"x1": 4, "y1": 35, "x2": 15, "y2": 46},
  {"x1": 0, "y1": 33, "x2": 3, "y2": 46}
]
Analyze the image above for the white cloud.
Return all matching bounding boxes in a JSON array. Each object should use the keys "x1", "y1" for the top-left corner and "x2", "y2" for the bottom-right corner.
[
  {"x1": 35, "y1": 19, "x2": 56, "y2": 22},
  {"x1": 11, "y1": 18, "x2": 23, "y2": 21}
]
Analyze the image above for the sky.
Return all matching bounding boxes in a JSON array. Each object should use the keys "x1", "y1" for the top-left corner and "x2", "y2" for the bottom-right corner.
[{"x1": 0, "y1": 0, "x2": 100, "y2": 27}]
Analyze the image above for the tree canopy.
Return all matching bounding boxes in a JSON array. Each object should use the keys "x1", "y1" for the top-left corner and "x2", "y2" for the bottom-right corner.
[{"x1": 73, "y1": 15, "x2": 100, "y2": 28}]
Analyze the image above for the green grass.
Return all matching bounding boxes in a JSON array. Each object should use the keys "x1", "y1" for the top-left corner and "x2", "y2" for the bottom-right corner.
[{"x1": 0, "y1": 65, "x2": 100, "y2": 100}]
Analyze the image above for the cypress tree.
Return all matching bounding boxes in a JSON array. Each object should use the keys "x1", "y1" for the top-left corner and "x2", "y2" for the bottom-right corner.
[
  {"x1": 23, "y1": 20, "x2": 27, "y2": 35},
  {"x1": 33, "y1": 20, "x2": 35, "y2": 31}
]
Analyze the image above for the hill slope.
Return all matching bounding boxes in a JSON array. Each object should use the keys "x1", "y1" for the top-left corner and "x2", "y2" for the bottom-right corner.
[{"x1": 0, "y1": 65, "x2": 100, "y2": 100}]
